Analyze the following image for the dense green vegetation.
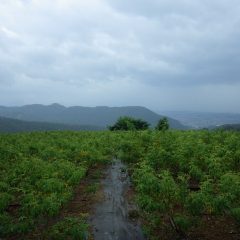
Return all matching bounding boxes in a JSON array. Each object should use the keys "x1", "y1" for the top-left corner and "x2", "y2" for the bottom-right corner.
[
  {"x1": 0, "y1": 131, "x2": 114, "y2": 239},
  {"x1": 117, "y1": 130, "x2": 240, "y2": 239},
  {"x1": 1, "y1": 129, "x2": 240, "y2": 239}
]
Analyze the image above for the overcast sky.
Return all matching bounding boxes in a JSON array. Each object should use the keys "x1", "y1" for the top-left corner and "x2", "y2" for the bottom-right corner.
[{"x1": 0, "y1": 0, "x2": 240, "y2": 113}]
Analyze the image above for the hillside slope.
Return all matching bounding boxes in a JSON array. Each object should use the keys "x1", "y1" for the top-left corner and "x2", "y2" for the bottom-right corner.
[
  {"x1": 0, "y1": 116, "x2": 103, "y2": 133},
  {"x1": 0, "y1": 104, "x2": 187, "y2": 129}
]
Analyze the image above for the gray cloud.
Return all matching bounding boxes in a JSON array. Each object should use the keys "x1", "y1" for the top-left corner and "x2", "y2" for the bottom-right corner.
[{"x1": 0, "y1": 0, "x2": 240, "y2": 112}]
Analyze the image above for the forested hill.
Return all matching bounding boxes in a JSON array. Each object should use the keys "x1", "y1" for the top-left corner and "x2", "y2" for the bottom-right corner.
[
  {"x1": 0, "y1": 116, "x2": 103, "y2": 133},
  {"x1": 0, "y1": 104, "x2": 187, "y2": 129}
]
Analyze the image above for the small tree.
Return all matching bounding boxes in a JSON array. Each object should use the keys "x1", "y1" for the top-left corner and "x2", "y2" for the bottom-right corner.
[
  {"x1": 109, "y1": 116, "x2": 149, "y2": 131},
  {"x1": 156, "y1": 117, "x2": 169, "y2": 131}
]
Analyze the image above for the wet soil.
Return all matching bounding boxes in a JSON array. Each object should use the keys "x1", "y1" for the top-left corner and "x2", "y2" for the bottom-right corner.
[{"x1": 89, "y1": 159, "x2": 145, "y2": 240}]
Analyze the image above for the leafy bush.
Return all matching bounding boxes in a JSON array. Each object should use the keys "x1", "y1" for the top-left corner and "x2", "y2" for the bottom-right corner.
[
  {"x1": 173, "y1": 214, "x2": 192, "y2": 231},
  {"x1": 231, "y1": 208, "x2": 240, "y2": 223},
  {"x1": 155, "y1": 117, "x2": 169, "y2": 131},
  {"x1": 0, "y1": 193, "x2": 13, "y2": 213},
  {"x1": 109, "y1": 116, "x2": 149, "y2": 131},
  {"x1": 46, "y1": 217, "x2": 88, "y2": 240}
]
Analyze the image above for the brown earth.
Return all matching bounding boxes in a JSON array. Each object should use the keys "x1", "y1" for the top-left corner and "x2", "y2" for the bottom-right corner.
[{"x1": 188, "y1": 215, "x2": 240, "y2": 240}]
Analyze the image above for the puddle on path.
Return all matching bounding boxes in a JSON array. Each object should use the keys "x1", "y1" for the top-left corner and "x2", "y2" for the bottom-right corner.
[{"x1": 89, "y1": 159, "x2": 146, "y2": 240}]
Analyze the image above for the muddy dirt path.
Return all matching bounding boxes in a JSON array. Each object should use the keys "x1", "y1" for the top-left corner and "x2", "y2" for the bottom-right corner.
[{"x1": 89, "y1": 159, "x2": 145, "y2": 240}]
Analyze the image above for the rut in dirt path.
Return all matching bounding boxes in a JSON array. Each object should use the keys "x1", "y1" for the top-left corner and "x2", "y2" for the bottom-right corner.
[{"x1": 89, "y1": 159, "x2": 146, "y2": 240}]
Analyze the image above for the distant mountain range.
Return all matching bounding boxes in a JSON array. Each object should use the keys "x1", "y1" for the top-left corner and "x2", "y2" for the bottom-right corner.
[
  {"x1": 0, "y1": 104, "x2": 187, "y2": 132},
  {"x1": 161, "y1": 111, "x2": 240, "y2": 129},
  {"x1": 0, "y1": 116, "x2": 103, "y2": 133}
]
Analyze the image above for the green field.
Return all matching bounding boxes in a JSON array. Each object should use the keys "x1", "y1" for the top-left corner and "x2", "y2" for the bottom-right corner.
[{"x1": 0, "y1": 130, "x2": 240, "y2": 239}]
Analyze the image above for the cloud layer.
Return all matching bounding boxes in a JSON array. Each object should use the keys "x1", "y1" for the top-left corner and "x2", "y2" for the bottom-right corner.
[{"x1": 0, "y1": 0, "x2": 240, "y2": 112}]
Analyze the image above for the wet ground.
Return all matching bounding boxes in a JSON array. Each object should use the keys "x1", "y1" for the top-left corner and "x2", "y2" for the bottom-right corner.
[{"x1": 89, "y1": 159, "x2": 146, "y2": 240}]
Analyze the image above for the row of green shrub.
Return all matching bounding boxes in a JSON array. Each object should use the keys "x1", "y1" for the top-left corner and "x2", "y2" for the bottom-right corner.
[{"x1": 116, "y1": 130, "x2": 240, "y2": 238}]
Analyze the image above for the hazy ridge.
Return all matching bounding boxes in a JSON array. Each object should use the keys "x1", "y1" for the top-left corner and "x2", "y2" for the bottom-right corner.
[
  {"x1": 0, "y1": 104, "x2": 187, "y2": 132},
  {"x1": 0, "y1": 116, "x2": 103, "y2": 133}
]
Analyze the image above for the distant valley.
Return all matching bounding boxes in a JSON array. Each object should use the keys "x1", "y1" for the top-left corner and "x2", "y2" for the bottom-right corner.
[{"x1": 161, "y1": 111, "x2": 240, "y2": 129}]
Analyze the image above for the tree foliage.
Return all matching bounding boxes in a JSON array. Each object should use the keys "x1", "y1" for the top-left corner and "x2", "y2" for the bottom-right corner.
[
  {"x1": 109, "y1": 116, "x2": 149, "y2": 131},
  {"x1": 156, "y1": 117, "x2": 169, "y2": 131}
]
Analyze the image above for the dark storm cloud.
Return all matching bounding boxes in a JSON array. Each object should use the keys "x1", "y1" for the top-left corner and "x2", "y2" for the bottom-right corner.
[
  {"x1": 0, "y1": 0, "x2": 240, "y2": 111},
  {"x1": 105, "y1": 0, "x2": 240, "y2": 85}
]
